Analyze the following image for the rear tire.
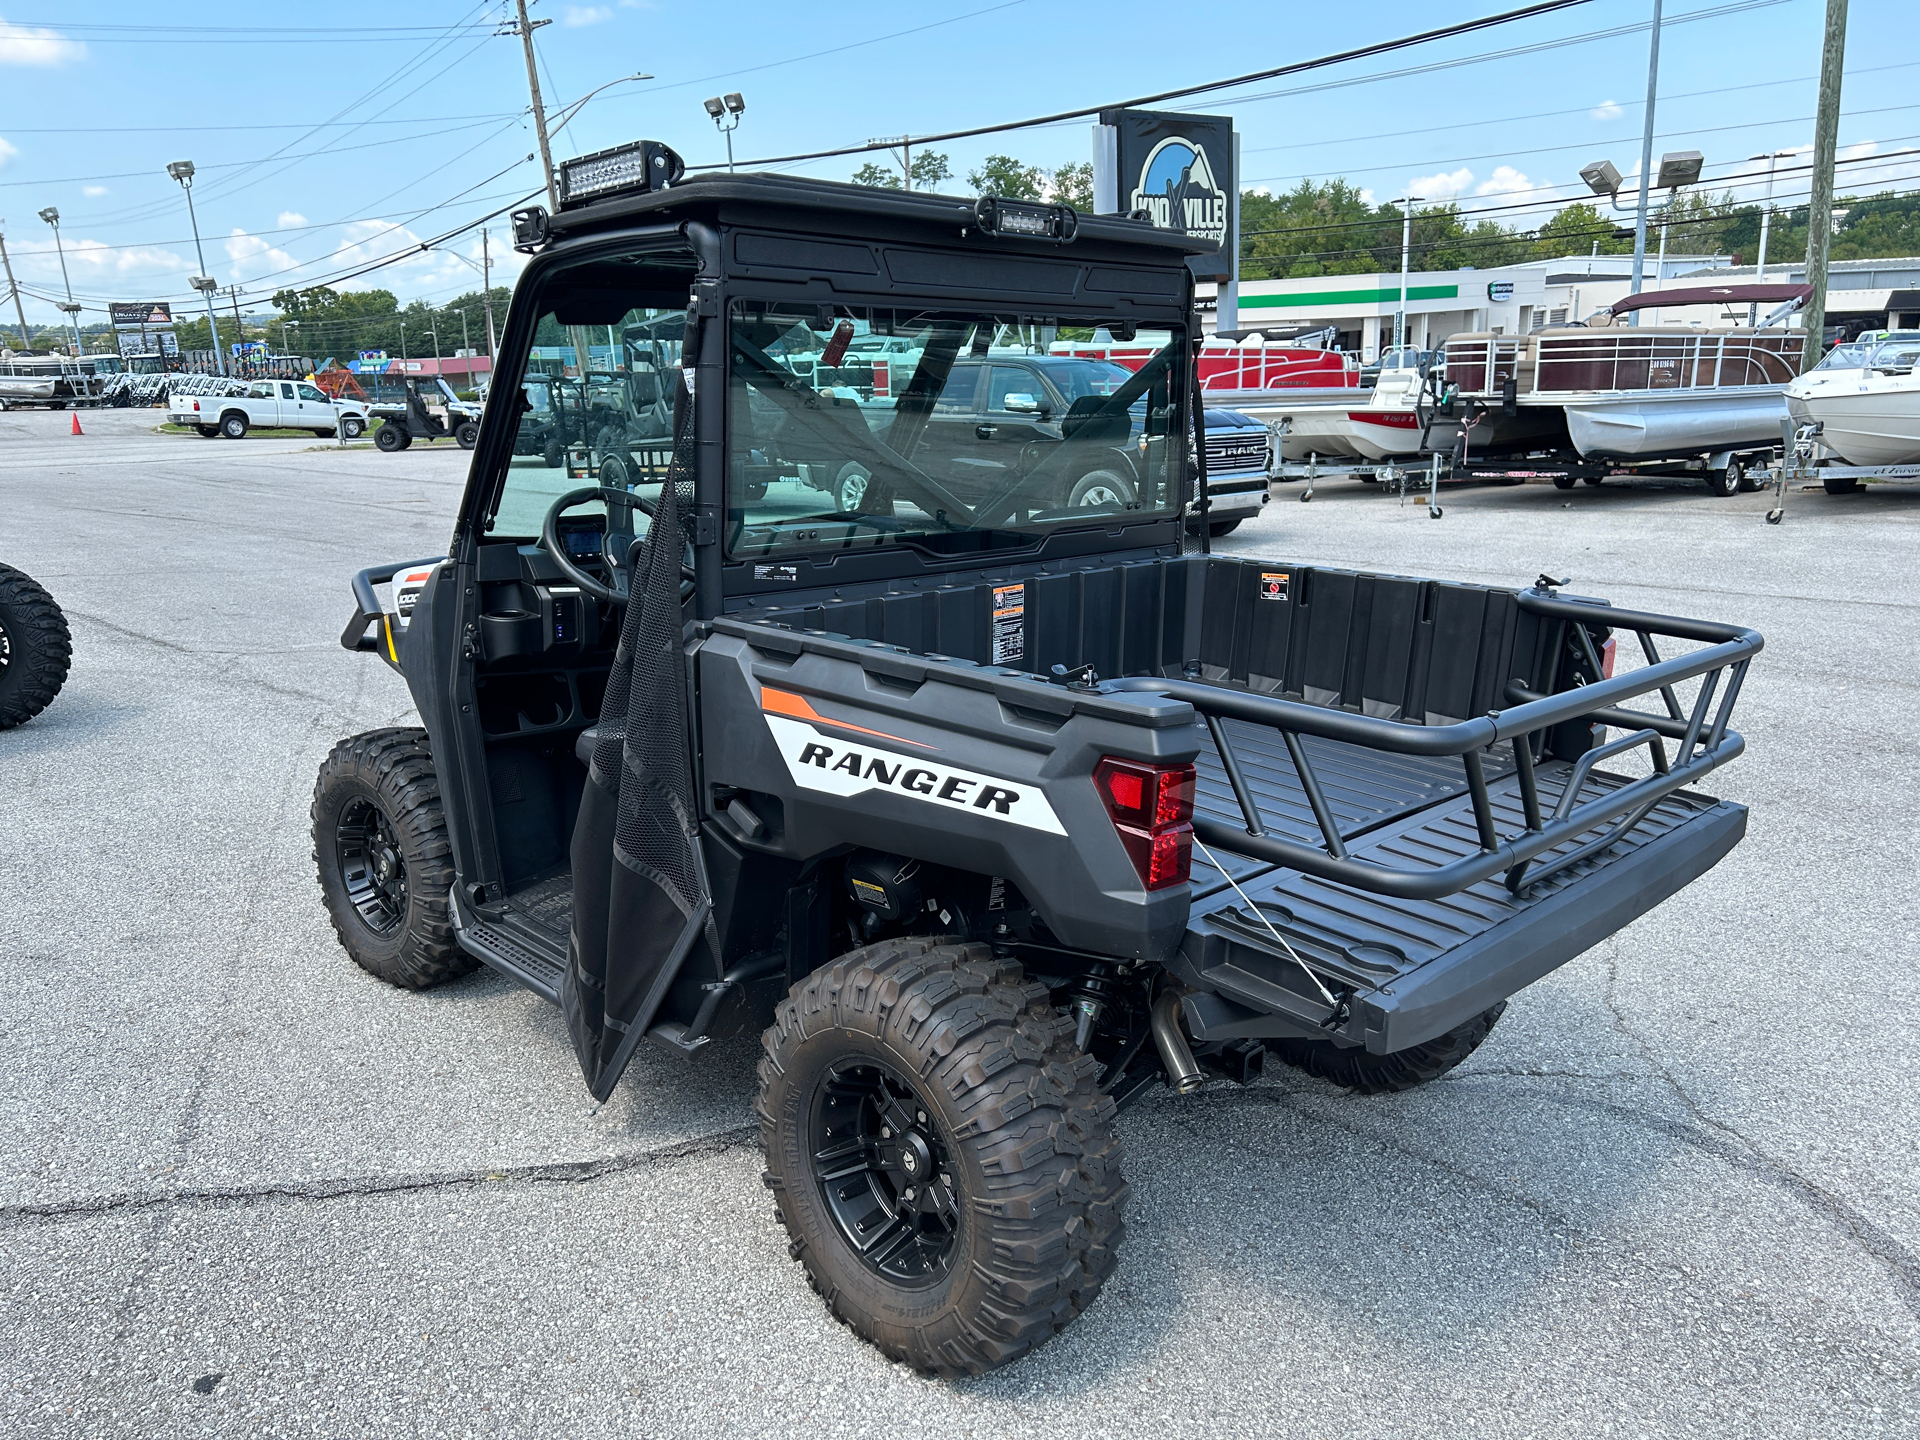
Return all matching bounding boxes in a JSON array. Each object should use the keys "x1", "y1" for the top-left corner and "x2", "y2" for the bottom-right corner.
[
  {"x1": 311, "y1": 729, "x2": 474, "y2": 989},
  {"x1": 758, "y1": 938, "x2": 1127, "y2": 1378},
  {"x1": 0, "y1": 563, "x2": 72, "y2": 730},
  {"x1": 195, "y1": 425, "x2": 219, "y2": 438},
  {"x1": 1065, "y1": 467, "x2": 1136, "y2": 509},
  {"x1": 1707, "y1": 464, "x2": 1742, "y2": 498},
  {"x1": 1823, "y1": 474, "x2": 1860, "y2": 495},
  {"x1": 220, "y1": 413, "x2": 248, "y2": 439},
  {"x1": 1552, "y1": 474, "x2": 1577, "y2": 490},
  {"x1": 1270, "y1": 1002, "x2": 1506, "y2": 1094}
]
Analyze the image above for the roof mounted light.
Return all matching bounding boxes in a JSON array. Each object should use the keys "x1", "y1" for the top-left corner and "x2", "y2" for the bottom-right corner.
[
  {"x1": 511, "y1": 206, "x2": 549, "y2": 253},
  {"x1": 972, "y1": 196, "x2": 1078, "y2": 243},
  {"x1": 557, "y1": 139, "x2": 685, "y2": 209}
]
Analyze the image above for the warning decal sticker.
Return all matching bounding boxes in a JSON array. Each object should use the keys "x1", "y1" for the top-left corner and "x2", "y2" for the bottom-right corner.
[
  {"x1": 991, "y1": 583, "x2": 1026, "y2": 664},
  {"x1": 1259, "y1": 571, "x2": 1291, "y2": 601}
]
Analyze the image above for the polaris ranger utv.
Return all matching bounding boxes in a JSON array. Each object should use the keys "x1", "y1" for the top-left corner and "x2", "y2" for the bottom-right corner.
[{"x1": 314, "y1": 141, "x2": 1763, "y2": 1377}]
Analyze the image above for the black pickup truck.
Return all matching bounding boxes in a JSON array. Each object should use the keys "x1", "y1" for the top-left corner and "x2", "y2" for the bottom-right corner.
[{"x1": 316, "y1": 146, "x2": 1761, "y2": 1378}]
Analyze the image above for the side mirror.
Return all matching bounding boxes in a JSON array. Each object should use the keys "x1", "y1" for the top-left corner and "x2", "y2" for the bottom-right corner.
[{"x1": 1003, "y1": 392, "x2": 1041, "y2": 414}]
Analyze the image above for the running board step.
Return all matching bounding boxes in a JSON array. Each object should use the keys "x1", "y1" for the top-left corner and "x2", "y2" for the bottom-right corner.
[{"x1": 454, "y1": 912, "x2": 565, "y2": 1004}]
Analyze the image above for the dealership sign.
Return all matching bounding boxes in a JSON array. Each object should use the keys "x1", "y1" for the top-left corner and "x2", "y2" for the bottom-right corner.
[
  {"x1": 1095, "y1": 108, "x2": 1235, "y2": 279},
  {"x1": 109, "y1": 301, "x2": 174, "y2": 329},
  {"x1": 1487, "y1": 281, "x2": 1516, "y2": 302}
]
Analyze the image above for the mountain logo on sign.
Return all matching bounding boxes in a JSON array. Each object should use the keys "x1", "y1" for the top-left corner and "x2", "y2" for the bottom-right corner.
[{"x1": 1128, "y1": 137, "x2": 1227, "y2": 246}]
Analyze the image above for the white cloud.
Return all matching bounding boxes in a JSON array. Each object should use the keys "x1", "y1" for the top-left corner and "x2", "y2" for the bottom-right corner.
[
  {"x1": 1356, "y1": 187, "x2": 1376, "y2": 207},
  {"x1": 1409, "y1": 168, "x2": 1474, "y2": 202},
  {"x1": 562, "y1": 4, "x2": 613, "y2": 24},
  {"x1": 224, "y1": 227, "x2": 299, "y2": 284},
  {"x1": 0, "y1": 19, "x2": 85, "y2": 66},
  {"x1": 1475, "y1": 165, "x2": 1561, "y2": 218},
  {"x1": 0, "y1": 135, "x2": 17, "y2": 167},
  {"x1": 57, "y1": 238, "x2": 189, "y2": 277},
  {"x1": 277, "y1": 211, "x2": 308, "y2": 228},
  {"x1": 83, "y1": 184, "x2": 108, "y2": 197},
  {"x1": 1590, "y1": 99, "x2": 1623, "y2": 122}
]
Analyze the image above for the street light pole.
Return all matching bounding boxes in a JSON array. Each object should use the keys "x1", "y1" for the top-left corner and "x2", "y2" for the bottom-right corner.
[
  {"x1": 1748, "y1": 150, "x2": 1792, "y2": 324},
  {"x1": 1395, "y1": 196, "x2": 1417, "y2": 355},
  {"x1": 166, "y1": 162, "x2": 227, "y2": 376},
  {"x1": 1628, "y1": 0, "x2": 1664, "y2": 317},
  {"x1": 37, "y1": 208, "x2": 84, "y2": 360},
  {"x1": 481, "y1": 228, "x2": 497, "y2": 359}
]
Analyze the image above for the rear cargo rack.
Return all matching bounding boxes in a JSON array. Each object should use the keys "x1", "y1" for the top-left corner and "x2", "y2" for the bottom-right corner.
[{"x1": 1107, "y1": 590, "x2": 1760, "y2": 901}]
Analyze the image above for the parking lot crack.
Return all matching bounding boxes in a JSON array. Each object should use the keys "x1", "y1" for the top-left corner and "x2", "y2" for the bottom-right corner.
[{"x1": 0, "y1": 1126, "x2": 757, "y2": 1229}]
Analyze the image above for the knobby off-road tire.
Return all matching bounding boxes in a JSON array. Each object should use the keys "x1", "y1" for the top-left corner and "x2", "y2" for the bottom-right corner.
[
  {"x1": 0, "y1": 564, "x2": 72, "y2": 729},
  {"x1": 311, "y1": 728, "x2": 476, "y2": 989},
  {"x1": 1270, "y1": 1001, "x2": 1506, "y2": 1095},
  {"x1": 374, "y1": 424, "x2": 406, "y2": 453},
  {"x1": 758, "y1": 938, "x2": 1128, "y2": 1377}
]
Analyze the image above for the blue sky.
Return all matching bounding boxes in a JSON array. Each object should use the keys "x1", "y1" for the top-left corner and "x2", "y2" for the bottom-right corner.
[{"x1": 0, "y1": 0, "x2": 1913, "y2": 334}]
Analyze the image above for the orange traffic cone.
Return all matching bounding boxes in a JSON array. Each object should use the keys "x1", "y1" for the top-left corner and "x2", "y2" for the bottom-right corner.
[{"x1": 70, "y1": 412, "x2": 83, "y2": 436}]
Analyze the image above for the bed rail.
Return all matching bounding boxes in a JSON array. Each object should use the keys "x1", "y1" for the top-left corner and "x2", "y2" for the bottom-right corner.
[{"x1": 1103, "y1": 589, "x2": 1760, "y2": 901}]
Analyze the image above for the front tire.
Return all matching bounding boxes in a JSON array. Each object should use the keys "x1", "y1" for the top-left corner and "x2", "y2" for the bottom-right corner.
[
  {"x1": 341, "y1": 416, "x2": 366, "y2": 440},
  {"x1": 758, "y1": 938, "x2": 1128, "y2": 1377},
  {"x1": 374, "y1": 424, "x2": 405, "y2": 453},
  {"x1": 1707, "y1": 463, "x2": 1742, "y2": 498},
  {"x1": 0, "y1": 563, "x2": 72, "y2": 730},
  {"x1": 1270, "y1": 1002, "x2": 1506, "y2": 1094},
  {"x1": 456, "y1": 420, "x2": 480, "y2": 450},
  {"x1": 1065, "y1": 467, "x2": 1136, "y2": 509},
  {"x1": 311, "y1": 729, "x2": 475, "y2": 989}
]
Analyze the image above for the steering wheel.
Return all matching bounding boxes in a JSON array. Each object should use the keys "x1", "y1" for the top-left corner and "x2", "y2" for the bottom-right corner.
[{"x1": 540, "y1": 486, "x2": 693, "y2": 605}]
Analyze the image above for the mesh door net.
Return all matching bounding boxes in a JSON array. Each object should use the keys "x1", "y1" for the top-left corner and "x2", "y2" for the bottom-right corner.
[{"x1": 564, "y1": 373, "x2": 712, "y2": 1101}]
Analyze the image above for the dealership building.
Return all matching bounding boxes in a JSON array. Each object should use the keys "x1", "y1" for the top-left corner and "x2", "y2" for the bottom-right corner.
[{"x1": 1200, "y1": 253, "x2": 1735, "y2": 357}]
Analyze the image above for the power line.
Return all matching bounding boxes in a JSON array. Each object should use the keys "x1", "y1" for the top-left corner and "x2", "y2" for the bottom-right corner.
[{"x1": 699, "y1": 0, "x2": 1599, "y2": 172}]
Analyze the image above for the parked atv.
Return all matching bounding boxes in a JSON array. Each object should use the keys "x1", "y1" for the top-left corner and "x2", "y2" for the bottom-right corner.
[
  {"x1": 0, "y1": 563, "x2": 72, "y2": 728},
  {"x1": 370, "y1": 377, "x2": 481, "y2": 453},
  {"x1": 314, "y1": 149, "x2": 1763, "y2": 1377}
]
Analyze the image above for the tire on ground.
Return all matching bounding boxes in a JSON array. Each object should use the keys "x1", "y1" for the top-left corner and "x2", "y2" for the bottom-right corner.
[
  {"x1": 1065, "y1": 467, "x2": 1136, "y2": 508},
  {"x1": 375, "y1": 424, "x2": 405, "y2": 452},
  {"x1": 220, "y1": 412, "x2": 248, "y2": 439},
  {"x1": 1823, "y1": 474, "x2": 1860, "y2": 495},
  {"x1": 342, "y1": 416, "x2": 366, "y2": 440},
  {"x1": 456, "y1": 420, "x2": 480, "y2": 450},
  {"x1": 1269, "y1": 1001, "x2": 1506, "y2": 1094},
  {"x1": 0, "y1": 563, "x2": 73, "y2": 729},
  {"x1": 311, "y1": 728, "x2": 475, "y2": 988},
  {"x1": 758, "y1": 937, "x2": 1128, "y2": 1378}
]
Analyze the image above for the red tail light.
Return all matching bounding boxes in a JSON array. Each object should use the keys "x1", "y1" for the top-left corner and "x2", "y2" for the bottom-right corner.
[
  {"x1": 1094, "y1": 756, "x2": 1195, "y2": 890},
  {"x1": 1600, "y1": 635, "x2": 1617, "y2": 679}
]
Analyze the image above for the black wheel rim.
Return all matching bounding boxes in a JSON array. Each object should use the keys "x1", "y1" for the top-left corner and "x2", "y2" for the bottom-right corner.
[
  {"x1": 335, "y1": 796, "x2": 408, "y2": 936},
  {"x1": 811, "y1": 1059, "x2": 962, "y2": 1286}
]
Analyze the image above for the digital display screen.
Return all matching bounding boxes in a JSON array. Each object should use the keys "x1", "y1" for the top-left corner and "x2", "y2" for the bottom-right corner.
[{"x1": 563, "y1": 528, "x2": 601, "y2": 557}]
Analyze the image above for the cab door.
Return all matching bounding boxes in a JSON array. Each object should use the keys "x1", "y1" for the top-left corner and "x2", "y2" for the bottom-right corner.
[{"x1": 277, "y1": 380, "x2": 308, "y2": 425}]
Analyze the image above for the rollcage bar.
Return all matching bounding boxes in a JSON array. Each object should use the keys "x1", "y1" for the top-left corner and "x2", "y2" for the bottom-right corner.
[{"x1": 1105, "y1": 588, "x2": 1760, "y2": 902}]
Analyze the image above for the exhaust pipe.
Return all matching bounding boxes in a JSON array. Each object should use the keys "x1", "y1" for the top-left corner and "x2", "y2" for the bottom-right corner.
[{"x1": 1150, "y1": 989, "x2": 1205, "y2": 1096}]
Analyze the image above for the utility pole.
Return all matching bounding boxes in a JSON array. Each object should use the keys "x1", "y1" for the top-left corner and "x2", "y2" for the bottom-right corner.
[
  {"x1": 481, "y1": 228, "x2": 497, "y2": 359},
  {"x1": 1395, "y1": 196, "x2": 1415, "y2": 354},
  {"x1": 1628, "y1": 0, "x2": 1664, "y2": 322},
  {"x1": 509, "y1": 0, "x2": 560, "y2": 210},
  {"x1": 0, "y1": 228, "x2": 29, "y2": 350},
  {"x1": 227, "y1": 286, "x2": 244, "y2": 363},
  {"x1": 1800, "y1": 0, "x2": 1849, "y2": 371}
]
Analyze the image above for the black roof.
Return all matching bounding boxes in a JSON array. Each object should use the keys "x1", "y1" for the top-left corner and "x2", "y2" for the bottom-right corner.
[{"x1": 545, "y1": 169, "x2": 1214, "y2": 260}]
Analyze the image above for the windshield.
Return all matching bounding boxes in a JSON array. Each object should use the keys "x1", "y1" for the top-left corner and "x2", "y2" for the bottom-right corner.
[{"x1": 726, "y1": 303, "x2": 1184, "y2": 561}]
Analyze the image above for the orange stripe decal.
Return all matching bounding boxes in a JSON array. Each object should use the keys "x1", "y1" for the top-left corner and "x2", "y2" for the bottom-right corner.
[{"x1": 759, "y1": 686, "x2": 935, "y2": 749}]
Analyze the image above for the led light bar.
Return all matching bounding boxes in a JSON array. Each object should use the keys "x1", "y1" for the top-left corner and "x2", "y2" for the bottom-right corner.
[
  {"x1": 971, "y1": 196, "x2": 1079, "y2": 243},
  {"x1": 557, "y1": 139, "x2": 685, "y2": 209}
]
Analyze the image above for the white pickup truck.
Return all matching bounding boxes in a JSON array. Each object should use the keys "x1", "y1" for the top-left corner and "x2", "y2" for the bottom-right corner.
[{"x1": 170, "y1": 378, "x2": 371, "y2": 440}]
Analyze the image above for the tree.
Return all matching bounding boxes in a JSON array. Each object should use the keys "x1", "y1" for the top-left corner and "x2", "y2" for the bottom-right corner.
[
  {"x1": 1050, "y1": 160, "x2": 1094, "y2": 211},
  {"x1": 852, "y1": 150, "x2": 952, "y2": 192},
  {"x1": 1529, "y1": 202, "x2": 1632, "y2": 261},
  {"x1": 910, "y1": 151, "x2": 952, "y2": 190},
  {"x1": 968, "y1": 155, "x2": 1045, "y2": 201}
]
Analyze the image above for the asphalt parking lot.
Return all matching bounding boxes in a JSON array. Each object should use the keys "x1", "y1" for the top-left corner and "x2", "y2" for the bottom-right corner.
[{"x1": 3, "y1": 406, "x2": 1916, "y2": 1438}]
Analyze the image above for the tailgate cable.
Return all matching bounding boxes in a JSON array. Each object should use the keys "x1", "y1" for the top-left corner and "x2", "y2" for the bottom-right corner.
[{"x1": 1192, "y1": 837, "x2": 1341, "y2": 1013}]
